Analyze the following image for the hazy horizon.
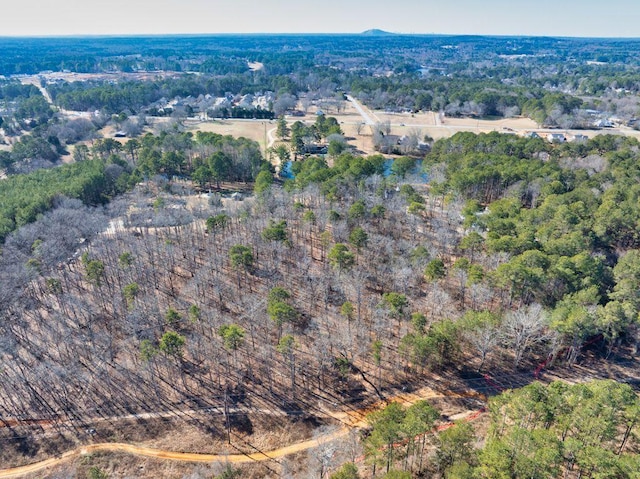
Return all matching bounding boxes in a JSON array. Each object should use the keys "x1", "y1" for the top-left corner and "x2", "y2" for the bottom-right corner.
[
  {"x1": 2, "y1": 31, "x2": 640, "y2": 40},
  {"x1": 3, "y1": 0, "x2": 639, "y2": 38}
]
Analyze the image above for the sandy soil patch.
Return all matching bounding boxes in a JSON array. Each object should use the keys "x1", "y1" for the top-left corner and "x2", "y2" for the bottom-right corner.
[
  {"x1": 17, "y1": 71, "x2": 182, "y2": 85},
  {"x1": 248, "y1": 61, "x2": 264, "y2": 71}
]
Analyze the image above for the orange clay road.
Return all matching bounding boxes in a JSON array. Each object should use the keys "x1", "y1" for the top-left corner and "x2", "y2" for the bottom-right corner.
[{"x1": 0, "y1": 386, "x2": 486, "y2": 478}]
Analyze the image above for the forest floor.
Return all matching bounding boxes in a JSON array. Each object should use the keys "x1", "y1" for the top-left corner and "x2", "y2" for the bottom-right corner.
[
  {"x1": 0, "y1": 383, "x2": 484, "y2": 478},
  {"x1": 2, "y1": 348, "x2": 637, "y2": 479},
  {"x1": 0, "y1": 352, "x2": 638, "y2": 479}
]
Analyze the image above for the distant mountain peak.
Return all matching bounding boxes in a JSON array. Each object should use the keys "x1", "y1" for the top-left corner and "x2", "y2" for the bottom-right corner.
[{"x1": 361, "y1": 29, "x2": 395, "y2": 36}]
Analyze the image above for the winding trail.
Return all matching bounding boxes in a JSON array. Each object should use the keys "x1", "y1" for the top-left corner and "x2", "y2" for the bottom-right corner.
[
  {"x1": 0, "y1": 434, "x2": 348, "y2": 478},
  {"x1": 0, "y1": 386, "x2": 485, "y2": 478}
]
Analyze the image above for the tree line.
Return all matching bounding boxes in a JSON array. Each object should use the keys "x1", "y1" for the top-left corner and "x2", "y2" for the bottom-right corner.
[{"x1": 358, "y1": 379, "x2": 640, "y2": 479}]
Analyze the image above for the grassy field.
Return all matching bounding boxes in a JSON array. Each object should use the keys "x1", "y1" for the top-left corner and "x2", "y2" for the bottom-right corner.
[
  {"x1": 170, "y1": 101, "x2": 640, "y2": 158},
  {"x1": 185, "y1": 118, "x2": 274, "y2": 146}
]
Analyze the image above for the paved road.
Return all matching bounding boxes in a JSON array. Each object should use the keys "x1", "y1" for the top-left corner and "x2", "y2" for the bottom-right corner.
[
  {"x1": 21, "y1": 79, "x2": 53, "y2": 105},
  {"x1": 346, "y1": 94, "x2": 377, "y2": 126}
]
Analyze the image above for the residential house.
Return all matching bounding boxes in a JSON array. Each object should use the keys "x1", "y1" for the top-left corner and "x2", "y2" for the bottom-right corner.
[
  {"x1": 547, "y1": 133, "x2": 566, "y2": 143},
  {"x1": 570, "y1": 134, "x2": 589, "y2": 143}
]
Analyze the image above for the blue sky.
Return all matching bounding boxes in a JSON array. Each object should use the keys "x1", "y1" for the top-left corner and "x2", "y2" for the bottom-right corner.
[{"x1": 3, "y1": 0, "x2": 639, "y2": 37}]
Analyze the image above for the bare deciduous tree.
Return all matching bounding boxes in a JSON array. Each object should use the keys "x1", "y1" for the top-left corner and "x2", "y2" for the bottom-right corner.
[{"x1": 501, "y1": 303, "x2": 549, "y2": 369}]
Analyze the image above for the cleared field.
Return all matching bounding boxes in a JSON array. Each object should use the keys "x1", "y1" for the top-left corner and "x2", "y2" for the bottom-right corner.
[
  {"x1": 93, "y1": 100, "x2": 640, "y2": 160},
  {"x1": 184, "y1": 118, "x2": 273, "y2": 148},
  {"x1": 180, "y1": 104, "x2": 376, "y2": 155},
  {"x1": 369, "y1": 109, "x2": 640, "y2": 142}
]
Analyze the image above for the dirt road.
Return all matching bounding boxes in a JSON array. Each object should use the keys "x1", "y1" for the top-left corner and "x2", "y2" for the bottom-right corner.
[
  {"x1": 0, "y1": 386, "x2": 484, "y2": 478},
  {"x1": 0, "y1": 433, "x2": 349, "y2": 478}
]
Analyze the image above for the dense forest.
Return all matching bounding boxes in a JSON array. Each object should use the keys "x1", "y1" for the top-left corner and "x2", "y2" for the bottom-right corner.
[
  {"x1": 2, "y1": 128, "x2": 640, "y2": 477},
  {"x1": 3, "y1": 35, "x2": 640, "y2": 76},
  {"x1": 2, "y1": 33, "x2": 640, "y2": 478},
  {"x1": 363, "y1": 379, "x2": 640, "y2": 478}
]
